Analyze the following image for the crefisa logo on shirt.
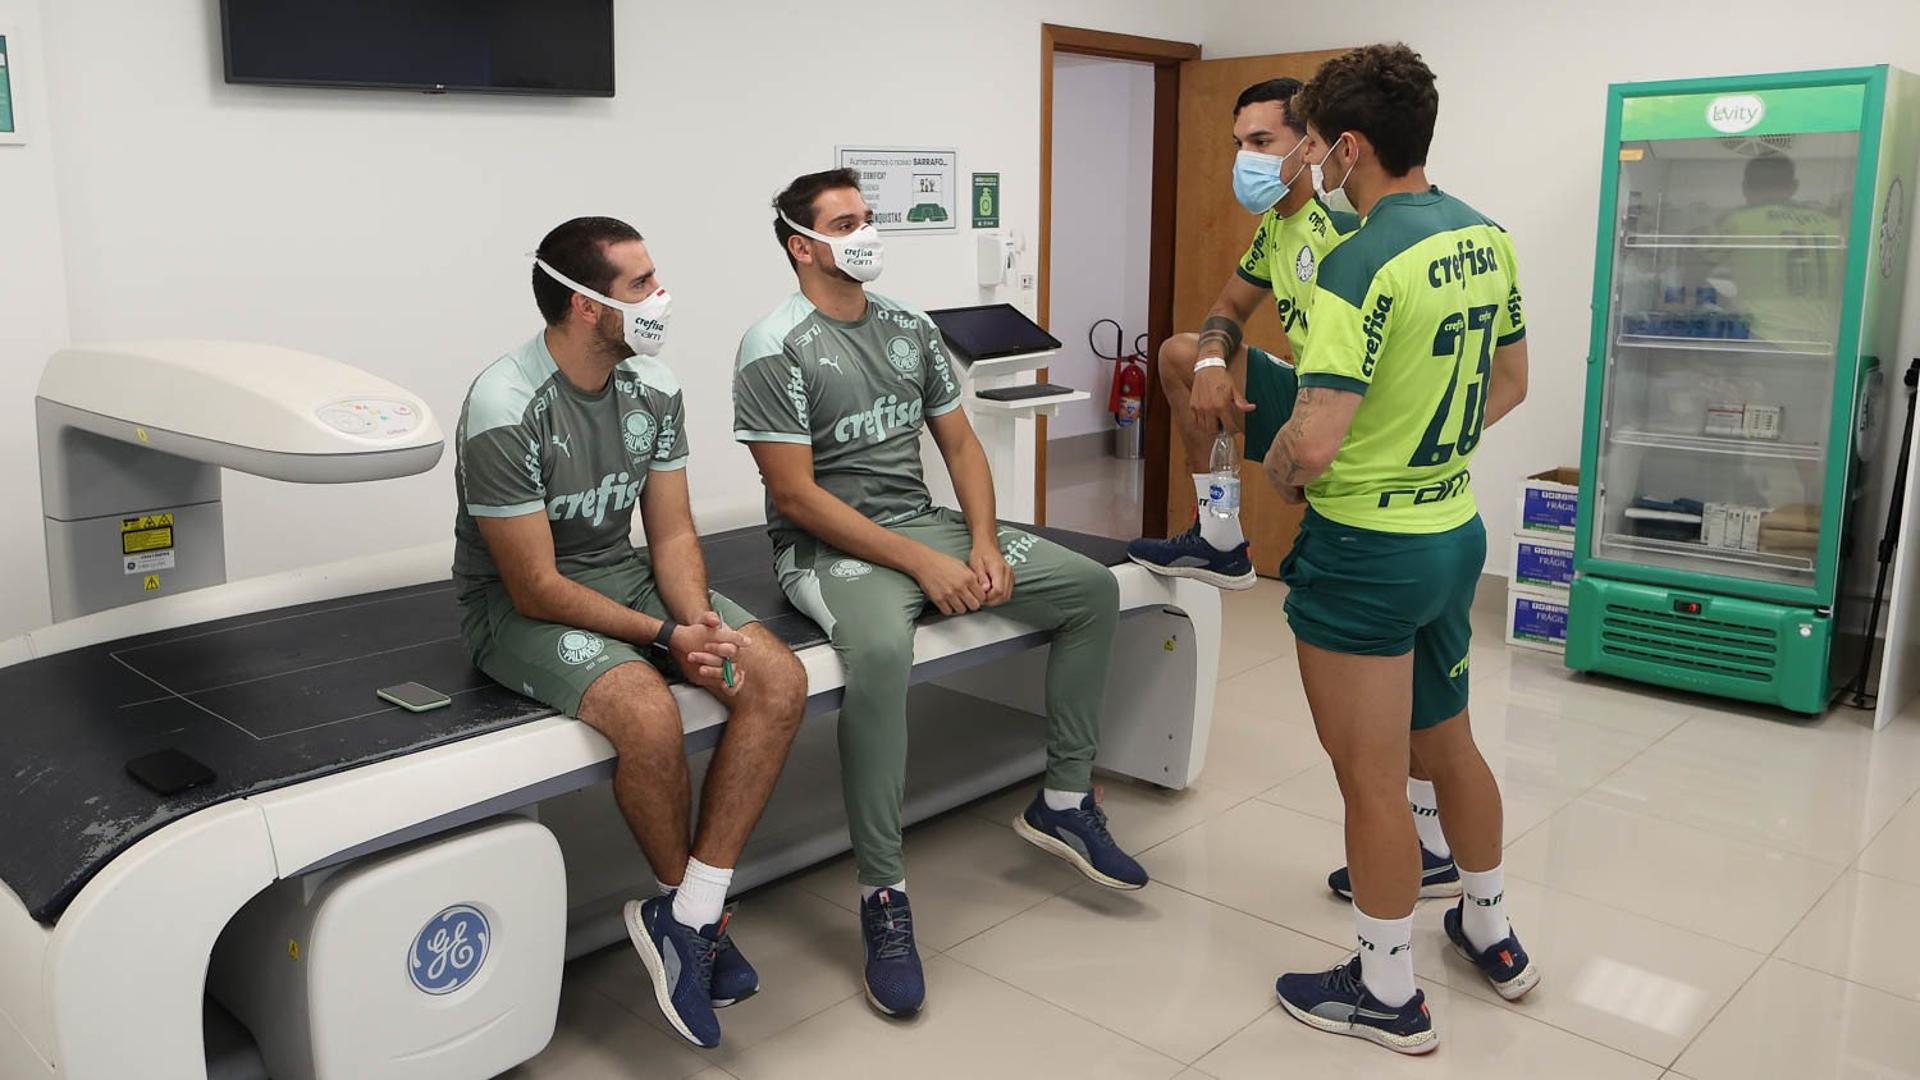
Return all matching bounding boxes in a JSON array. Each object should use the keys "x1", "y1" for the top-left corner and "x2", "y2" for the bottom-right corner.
[
  {"x1": 408, "y1": 903, "x2": 491, "y2": 996},
  {"x1": 622, "y1": 411, "x2": 657, "y2": 457},
  {"x1": 1706, "y1": 94, "x2": 1765, "y2": 134},
  {"x1": 830, "y1": 558, "x2": 873, "y2": 579},
  {"x1": 885, "y1": 337, "x2": 922, "y2": 376}
]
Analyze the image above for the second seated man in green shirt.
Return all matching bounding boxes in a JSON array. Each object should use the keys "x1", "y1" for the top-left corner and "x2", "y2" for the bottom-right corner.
[{"x1": 734, "y1": 168, "x2": 1148, "y2": 1020}]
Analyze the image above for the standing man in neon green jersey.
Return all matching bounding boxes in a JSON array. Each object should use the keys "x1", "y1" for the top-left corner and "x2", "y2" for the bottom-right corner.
[
  {"x1": 1261, "y1": 44, "x2": 1540, "y2": 1054},
  {"x1": 1126, "y1": 77, "x2": 1358, "y2": 590}
]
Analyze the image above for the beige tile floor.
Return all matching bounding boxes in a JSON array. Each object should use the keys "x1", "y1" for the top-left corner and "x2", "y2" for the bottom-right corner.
[{"x1": 509, "y1": 579, "x2": 1920, "y2": 1079}]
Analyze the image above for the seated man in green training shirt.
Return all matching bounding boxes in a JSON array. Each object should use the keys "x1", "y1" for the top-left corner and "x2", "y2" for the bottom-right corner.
[
  {"x1": 455, "y1": 217, "x2": 808, "y2": 1051},
  {"x1": 1127, "y1": 75, "x2": 1358, "y2": 590},
  {"x1": 734, "y1": 168, "x2": 1148, "y2": 1020},
  {"x1": 1261, "y1": 46, "x2": 1541, "y2": 1055}
]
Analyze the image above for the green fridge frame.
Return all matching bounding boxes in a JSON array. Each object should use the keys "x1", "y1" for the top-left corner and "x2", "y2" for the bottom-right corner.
[{"x1": 1566, "y1": 65, "x2": 1920, "y2": 713}]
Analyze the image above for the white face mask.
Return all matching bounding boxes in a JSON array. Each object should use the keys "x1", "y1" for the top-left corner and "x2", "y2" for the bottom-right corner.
[
  {"x1": 534, "y1": 257, "x2": 672, "y2": 357},
  {"x1": 780, "y1": 212, "x2": 885, "y2": 283},
  {"x1": 1312, "y1": 134, "x2": 1359, "y2": 216}
]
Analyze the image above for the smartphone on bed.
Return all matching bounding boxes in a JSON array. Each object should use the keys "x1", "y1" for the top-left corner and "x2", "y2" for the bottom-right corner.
[
  {"x1": 376, "y1": 681, "x2": 452, "y2": 713},
  {"x1": 126, "y1": 748, "x2": 215, "y2": 796}
]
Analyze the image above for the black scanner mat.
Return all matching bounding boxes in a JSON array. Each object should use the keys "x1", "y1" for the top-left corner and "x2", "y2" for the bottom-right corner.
[{"x1": 0, "y1": 524, "x2": 1128, "y2": 924}]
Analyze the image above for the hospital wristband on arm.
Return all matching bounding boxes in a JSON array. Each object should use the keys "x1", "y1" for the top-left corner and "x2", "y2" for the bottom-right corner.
[{"x1": 1194, "y1": 357, "x2": 1228, "y2": 373}]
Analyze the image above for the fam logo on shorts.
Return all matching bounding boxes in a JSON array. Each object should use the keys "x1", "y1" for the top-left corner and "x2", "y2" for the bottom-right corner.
[
  {"x1": 1294, "y1": 244, "x2": 1316, "y2": 283},
  {"x1": 829, "y1": 558, "x2": 873, "y2": 579},
  {"x1": 558, "y1": 629, "x2": 606, "y2": 666},
  {"x1": 885, "y1": 336, "x2": 922, "y2": 376},
  {"x1": 408, "y1": 903, "x2": 491, "y2": 996},
  {"x1": 622, "y1": 411, "x2": 657, "y2": 457}
]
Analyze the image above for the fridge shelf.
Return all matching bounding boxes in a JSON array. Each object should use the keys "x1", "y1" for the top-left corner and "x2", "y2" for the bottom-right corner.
[
  {"x1": 1621, "y1": 232, "x2": 1847, "y2": 251},
  {"x1": 1615, "y1": 334, "x2": 1834, "y2": 357},
  {"x1": 1608, "y1": 429, "x2": 1824, "y2": 461},
  {"x1": 1600, "y1": 533, "x2": 1815, "y2": 574}
]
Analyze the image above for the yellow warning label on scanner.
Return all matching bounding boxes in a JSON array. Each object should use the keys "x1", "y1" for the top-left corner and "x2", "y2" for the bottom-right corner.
[
  {"x1": 121, "y1": 513, "x2": 175, "y2": 532},
  {"x1": 143, "y1": 575, "x2": 162, "y2": 592}
]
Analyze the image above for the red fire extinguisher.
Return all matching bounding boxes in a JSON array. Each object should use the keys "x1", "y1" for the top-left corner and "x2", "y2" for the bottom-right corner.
[{"x1": 1094, "y1": 320, "x2": 1149, "y2": 427}]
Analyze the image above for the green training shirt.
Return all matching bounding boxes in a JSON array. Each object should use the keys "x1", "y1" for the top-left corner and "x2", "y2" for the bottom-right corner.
[
  {"x1": 733, "y1": 292, "x2": 965, "y2": 549},
  {"x1": 1295, "y1": 187, "x2": 1526, "y2": 534},
  {"x1": 1236, "y1": 195, "x2": 1362, "y2": 360},
  {"x1": 453, "y1": 332, "x2": 689, "y2": 596}
]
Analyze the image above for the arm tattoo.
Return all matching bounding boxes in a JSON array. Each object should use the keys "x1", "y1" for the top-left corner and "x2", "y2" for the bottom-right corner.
[
  {"x1": 1266, "y1": 388, "x2": 1341, "y2": 487},
  {"x1": 1197, "y1": 315, "x2": 1244, "y2": 361}
]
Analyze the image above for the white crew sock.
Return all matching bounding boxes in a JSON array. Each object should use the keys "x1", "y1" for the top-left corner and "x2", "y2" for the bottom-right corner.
[
  {"x1": 1044, "y1": 788, "x2": 1087, "y2": 812},
  {"x1": 1192, "y1": 474, "x2": 1244, "y2": 550},
  {"x1": 1354, "y1": 906, "x2": 1417, "y2": 1007},
  {"x1": 861, "y1": 879, "x2": 907, "y2": 902},
  {"x1": 1408, "y1": 778, "x2": 1450, "y2": 858},
  {"x1": 670, "y1": 857, "x2": 733, "y2": 930},
  {"x1": 1458, "y1": 865, "x2": 1511, "y2": 952}
]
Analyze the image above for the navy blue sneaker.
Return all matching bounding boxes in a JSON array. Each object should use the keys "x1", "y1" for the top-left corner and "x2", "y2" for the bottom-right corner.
[
  {"x1": 708, "y1": 914, "x2": 760, "y2": 1008},
  {"x1": 623, "y1": 895, "x2": 722, "y2": 1048},
  {"x1": 1444, "y1": 901, "x2": 1540, "y2": 1001},
  {"x1": 1126, "y1": 520, "x2": 1255, "y2": 590},
  {"x1": 1014, "y1": 791, "x2": 1148, "y2": 890},
  {"x1": 1276, "y1": 956, "x2": 1437, "y2": 1055},
  {"x1": 860, "y1": 888, "x2": 925, "y2": 1017},
  {"x1": 1329, "y1": 845, "x2": 1461, "y2": 901}
]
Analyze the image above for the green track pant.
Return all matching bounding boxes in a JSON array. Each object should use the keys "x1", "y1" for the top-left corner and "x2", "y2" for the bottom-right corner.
[{"x1": 775, "y1": 507, "x2": 1120, "y2": 886}]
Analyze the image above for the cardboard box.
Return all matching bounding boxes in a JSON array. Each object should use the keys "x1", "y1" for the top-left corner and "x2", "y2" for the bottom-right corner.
[
  {"x1": 1510, "y1": 532, "x2": 1574, "y2": 591},
  {"x1": 1740, "y1": 506, "x2": 1764, "y2": 552},
  {"x1": 1505, "y1": 586, "x2": 1569, "y2": 654},
  {"x1": 1703, "y1": 502, "x2": 1730, "y2": 548},
  {"x1": 1518, "y1": 467, "x2": 1580, "y2": 535}
]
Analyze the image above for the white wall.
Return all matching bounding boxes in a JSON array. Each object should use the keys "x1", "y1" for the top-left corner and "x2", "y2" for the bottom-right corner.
[
  {"x1": 0, "y1": 0, "x2": 1207, "y2": 637},
  {"x1": 0, "y1": 0, "x2": 67, "y2": 630},
  {"x1": 1196, "y1": 0, "x2": 1920, "y2": 570},
  {"x1": 1047, "y1": 55, "x2": 1155, "y2": 441}
]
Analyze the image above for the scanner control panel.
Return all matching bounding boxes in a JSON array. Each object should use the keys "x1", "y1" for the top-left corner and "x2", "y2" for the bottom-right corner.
[{"x1": 316, "y1": 398, "x2": 423, "y2": 438}]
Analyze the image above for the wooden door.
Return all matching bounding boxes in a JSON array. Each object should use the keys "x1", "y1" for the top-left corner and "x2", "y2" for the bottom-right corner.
[{"x1": 1164, "y1": 50, "x2": 1350, "y2": 577}]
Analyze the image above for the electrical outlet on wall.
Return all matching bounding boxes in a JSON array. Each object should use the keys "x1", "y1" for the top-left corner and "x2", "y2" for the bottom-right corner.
[{"x1": 1017, "y1": 273, "x2": 1037, "y2": 291}]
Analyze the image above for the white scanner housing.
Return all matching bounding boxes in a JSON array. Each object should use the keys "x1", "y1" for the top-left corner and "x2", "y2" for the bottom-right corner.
[{"x1": 37, "y1": 341, "x2": 445, "y2": 620}]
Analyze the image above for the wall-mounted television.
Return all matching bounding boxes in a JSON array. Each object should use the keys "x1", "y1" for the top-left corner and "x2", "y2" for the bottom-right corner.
[{"x1": 220, "y1": 0, "x2": 614, "y2": 97}]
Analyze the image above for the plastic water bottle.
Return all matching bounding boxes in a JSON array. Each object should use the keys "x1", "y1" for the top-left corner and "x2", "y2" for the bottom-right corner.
[{"x1": 1208, "y1": 433, "x2": 1241, "y2": 520}]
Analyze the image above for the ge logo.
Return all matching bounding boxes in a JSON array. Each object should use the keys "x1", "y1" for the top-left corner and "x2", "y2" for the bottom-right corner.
[
  {"x1": 885, "y1": 336, "x2": 922, "y2": 376},
  {"x1": 622, "y1": 411, "x2": 657, "y2": 457},
  {"x1": 830, "y1": 558, "x2": 872, "y2": 579},
  {"x1": 1294, "y1": 245, "x2": 1316, "y2": 283},
  {"x1": 408, "y1": 904, "x2": 490, "y2": 996},
  {"x1": 558, "y1": 630, "x2": 605, "y2": 666}
]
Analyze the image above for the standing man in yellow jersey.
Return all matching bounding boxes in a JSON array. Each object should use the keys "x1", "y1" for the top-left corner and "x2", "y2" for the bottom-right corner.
[
  {"x1": 1125, "y1": 78, "x2": 1357, "y2": 589},
  {"x1": 1261, "y1": 45, "x2": 1540, "y2": 1054}
]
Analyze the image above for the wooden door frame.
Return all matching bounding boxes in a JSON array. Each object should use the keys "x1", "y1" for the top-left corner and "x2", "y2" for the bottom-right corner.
[{"x1": 1037, "y1": 24, "x2": 1198, "y2": 531}]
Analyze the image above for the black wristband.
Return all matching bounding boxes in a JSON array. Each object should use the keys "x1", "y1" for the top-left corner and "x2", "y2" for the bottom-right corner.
[{"x1": 650, "y1": 620, "x2": 679, "y2": 662}]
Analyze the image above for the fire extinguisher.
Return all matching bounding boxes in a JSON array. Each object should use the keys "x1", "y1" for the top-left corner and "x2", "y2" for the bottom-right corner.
[{"x1": 1094, "y1": 319, "x2": 1149, "y2": 427}]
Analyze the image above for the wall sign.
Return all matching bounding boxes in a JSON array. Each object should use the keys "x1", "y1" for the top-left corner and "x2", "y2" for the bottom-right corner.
[
  {"x1": 836, "y1": 146, "x2": 958, "y2": 233},
  {"x1": 971, "y1": 172, "x2": 1000, "y2": 229},
  {"x1": 0, "y1": 30, "x2": 19, "y2": 144}
]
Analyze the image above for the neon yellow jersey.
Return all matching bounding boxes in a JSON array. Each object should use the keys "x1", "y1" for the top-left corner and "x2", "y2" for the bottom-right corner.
[
  {"x1": 1295, "y1": 187, "x2": 1525, "y2": 534},
  {"x1": 1715, "y1": 201, "x2": 1845, "y2": 345},
  {"x1": 1236, "y1": 196, "x2": 1361, "y2": 360}
]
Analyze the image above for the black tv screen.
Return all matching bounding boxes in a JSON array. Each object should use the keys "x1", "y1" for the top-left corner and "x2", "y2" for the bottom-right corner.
[{"x1": 221, "y1": 0, "x2": 614, "y2": 96}]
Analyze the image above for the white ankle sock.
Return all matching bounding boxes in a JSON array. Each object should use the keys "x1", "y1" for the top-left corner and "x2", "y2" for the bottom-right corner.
[
  {"x1": 861, "y1": 879, "x2": 907, "y2": 902},
  {"x1": 670, "y1": 857, "x2": 733, "y2": 930},
  {"x1": 1192, "y1": 475, "x2": 1244, "y2": 549},
  {"x1": 1458, "y1": 865, "x2": 1510, "y2": 951},
  {"x1": 1044, "y1": 788, "x2": 1087, "y2": 812},
  {"x1": 1354, "y1": 906, "x2": 1417, "y2": 1007},
  {"x1": 1408, "y1": 778, "x2": 1450, "y2": 858}
]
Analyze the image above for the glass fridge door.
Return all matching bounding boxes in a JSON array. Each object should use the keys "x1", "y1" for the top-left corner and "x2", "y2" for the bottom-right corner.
[{"x1": 1592, "y1": 128, "x2": 1859, "y2": 589}]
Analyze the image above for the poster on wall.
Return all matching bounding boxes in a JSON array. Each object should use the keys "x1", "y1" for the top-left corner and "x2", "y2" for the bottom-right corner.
[
  {"x1": 835, "y1": 146, "x2": 958, "y2": 233},
  {"x1": 0, "y1": 31, "x2": 19, "y2": 144}
]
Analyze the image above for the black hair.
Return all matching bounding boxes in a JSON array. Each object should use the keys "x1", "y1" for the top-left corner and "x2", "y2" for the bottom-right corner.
[
  {"x1": 1744, "y1": 152, "x2": 1796, "y2": 191},
  {"x1": 1234, "y1": 77, "x2": 1305, "y2": 135},
  {"x1": 1294, "y1": 44, "x2": 1438, "y2": 176},
  {"x1": 772, "y1": 167, "x2": 863, "y2": 269},
  {"x1": 531, "y1": 216, "x2": 643, "y2": 325}
]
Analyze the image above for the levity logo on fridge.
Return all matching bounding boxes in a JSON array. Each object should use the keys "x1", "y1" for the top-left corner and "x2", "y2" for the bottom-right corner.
[{"x1": 1706, "y1": 94, "x2": 1766, "y2": 134}]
